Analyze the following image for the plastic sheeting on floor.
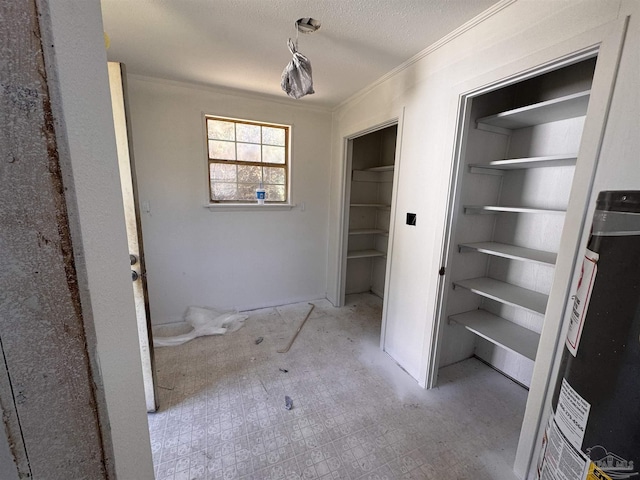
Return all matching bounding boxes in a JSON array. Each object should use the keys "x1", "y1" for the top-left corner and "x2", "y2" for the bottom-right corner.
[{"x1": 152, "y1": 306, "x2": 247, "y2": 347}]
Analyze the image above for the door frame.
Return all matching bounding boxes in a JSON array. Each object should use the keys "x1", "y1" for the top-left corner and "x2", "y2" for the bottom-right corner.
[
  {"x1": 426, "y1": 17, "x2": 628, "y2": 479},
  {"x1": 428, "y1": 46, "x2": 602, "y2": 389},
  {"x1": 336, "y1": 111, "x2": 405, "y2": 351}
]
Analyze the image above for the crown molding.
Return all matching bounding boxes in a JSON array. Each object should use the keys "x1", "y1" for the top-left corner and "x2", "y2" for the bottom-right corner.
[{"x1": 333, "y1": 0, "x2": 518, "y2": 112}]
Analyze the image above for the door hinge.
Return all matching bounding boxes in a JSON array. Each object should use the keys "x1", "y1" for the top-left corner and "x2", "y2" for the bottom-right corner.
[{"x1": 438, "y1": 266, "x2": 445, "y2": 276}]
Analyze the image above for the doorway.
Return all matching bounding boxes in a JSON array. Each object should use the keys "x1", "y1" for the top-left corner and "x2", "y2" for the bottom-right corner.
[
  {"x1": 340, "y1": 123, "x2": 399, "y2": 341},
  {"x1": 431, "y1": 52, "x2": 601, "y2": 475}
]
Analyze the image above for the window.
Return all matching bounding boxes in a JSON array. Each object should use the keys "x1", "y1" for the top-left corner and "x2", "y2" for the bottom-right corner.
[{"x1": 206, "y1": 116, "x2": 289, "y2": 203}]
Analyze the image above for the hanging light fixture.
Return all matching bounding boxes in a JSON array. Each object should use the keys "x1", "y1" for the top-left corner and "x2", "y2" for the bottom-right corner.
[{"x1": 281, "y1": 18, "x2": 320, "y2": 99}]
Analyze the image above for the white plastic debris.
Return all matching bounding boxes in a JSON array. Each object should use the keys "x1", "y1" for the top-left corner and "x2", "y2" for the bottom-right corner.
[
  {"x1": 281, "y1": 38, "x2": 314, "y2": 99},
  {"x1": 152, "y1": 306, "x2": 247, "y2": 347}
]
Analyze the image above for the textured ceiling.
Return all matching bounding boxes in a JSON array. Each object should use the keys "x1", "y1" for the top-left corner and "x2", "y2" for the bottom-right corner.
[{"x1": 101, "y1": 0, "x2": 499, "y2": 108}]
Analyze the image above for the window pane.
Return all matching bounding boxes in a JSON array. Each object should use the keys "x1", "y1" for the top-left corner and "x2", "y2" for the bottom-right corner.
[
  {"x1": 263, "y1": 166, "x2": 285, "y2": 185},
  {"x1": 205, "y1": 117, "x2": 288, "y2": 202},
  {"x1": 208, "y1": 140, "x2": 236, "y2": 160},
  {"x1": 209, "y1": 163, "x2": 236, "y2": 181},
  {"x1": 262, "y1": 126, "x2": 285, "y2": 146},
  {"x1": 211, "y1": 182, "x2": 237, "y2": 200},
  {"x1": 237, "y1": 143, "x2": 261, "y2": 163},
  {"x1": 236, "y1": 123, "x2": 261, "y2": 143},
  {"x1": 207, "y1": 120, "x2": 235, "y2": 141},
  {"x1": 237, "y1": 183, "x2": 257, "y2": 201},
  {"x1": 262, "y1": 145, "x2": 285, "y2": 164},
  {"x1": 237, "y1": 165, "x2": 261, "y2": 184},
  {"x1": 265, "y1": 185, "x2": 285, "y2": 202}
]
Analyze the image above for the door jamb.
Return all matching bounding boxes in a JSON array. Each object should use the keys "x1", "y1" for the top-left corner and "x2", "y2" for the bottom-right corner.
[{"x1": 336, "y1": 113, "x2": 405, "y2": 354}]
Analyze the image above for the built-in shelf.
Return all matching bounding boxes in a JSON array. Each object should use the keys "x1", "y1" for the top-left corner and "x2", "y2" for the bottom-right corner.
[
  {"x1": 453, "y1": 277, "x2": 548, "y2": 315},
  {"x1": 469, "y1": 154, "x2": 578, "y2": 175},
  {"x1": 349, "y1": 229, "x2": 389, "y2": 236},
  {"x1": 459, "y1": 242, "x2": 557, "y2": 266},
  {"x1": 363, "y1": 165, "x2": 394, "y2": 172},
  {"x1": 449, "y1": 309, "x2": 540, "y2": 361},
  {"x1": 350, "y1": 203, "x2": 391, "y2": 209},
  {"x1": 344, "y1": 125, "x2": 397, "y2": 299},
  {"x1": 347, "y1": 249, "x2": 386, "y2": 259},
  {"x1": 476, "y1": 90, "x2": 590, "y2": 133},
  {"x1": 464, "y1": 205, "x2": 566, "y2": 215}
]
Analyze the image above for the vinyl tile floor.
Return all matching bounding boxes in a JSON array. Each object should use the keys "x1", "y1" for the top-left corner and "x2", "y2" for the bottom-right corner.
[{"x1": 148, "y1": 294, "x2": 526, "y2": 480}]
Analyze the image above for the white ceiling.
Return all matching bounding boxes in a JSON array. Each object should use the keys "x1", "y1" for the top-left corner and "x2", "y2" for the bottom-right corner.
[{"x1": 101, "y1": 0, "x2": 499, "y2": 108}]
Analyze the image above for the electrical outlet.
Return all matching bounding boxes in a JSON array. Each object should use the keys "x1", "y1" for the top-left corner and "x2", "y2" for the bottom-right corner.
[{"x1": 406, "y1": 213, "x2": 417, "y2": 226}]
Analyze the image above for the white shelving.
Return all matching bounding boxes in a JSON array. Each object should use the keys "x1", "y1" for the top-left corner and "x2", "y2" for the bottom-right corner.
[
  {"x1": 458, "y1": 242, "x2": 557, "y2": 265},
  {"x1": 476, "y1": 90, "x2": 590, "y2": 133},
  {"x1": 453, "y1": 277, "x2": 548, "y2": 315},
  {"x1": 449, "y1": 310, "x2": 540, "y2": 361},
  {"x1": 363, "y1": 165, "x2": 394, "y2": 172},
  {"x1": 463, "y1": 205, "x2": 566, "y2": 215},
  {"x1": 434, "y1": 56, "x2": 597, "y2": 474},
  {"x1": 350, "y1": 203, "x2": 391, "y2": 209},
  {"x1": 469, "y1": 154, "x2": 577, "y2": 175},
  {"x1": 347, "y1": 249, "x2": 386, "y2": 259},
  {"x1": 455, "y1": 89, "x2": 578, "y2": 362},
  {"x1": 344, "y1": 125, "x2": 397, "y2": 298},
  {"x1": 349, "y1": 228, "x2": 389, "y2": 236}
]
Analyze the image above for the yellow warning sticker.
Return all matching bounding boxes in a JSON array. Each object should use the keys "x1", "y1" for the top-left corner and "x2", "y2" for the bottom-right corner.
[{"x1": 586, "y1": 463, "x2": 612, "y2": 480}]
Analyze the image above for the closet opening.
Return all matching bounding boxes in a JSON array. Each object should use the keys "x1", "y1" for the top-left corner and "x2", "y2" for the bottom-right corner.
[
  {"x1": 339, "y1": 123, "x2": 399, "y2": 338},
  {"x1": 431, "y1": 52, "x2": 599, "y2": 471}
]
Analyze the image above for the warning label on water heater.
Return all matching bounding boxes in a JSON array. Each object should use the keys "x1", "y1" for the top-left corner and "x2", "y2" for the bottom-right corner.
[
  {"x1": 537, "y1": 417, "x2": 629, "y2": 480},
  {"x1": 556, "y1": 378, "x2": 591, "y2": 451},
  {"x1": 536, "y1": 380, "x2": 593, "y2": 480},
  {"x1": 538, "y1": 418, "x2": 588, "y2": 480},
  {"x1": 566, "y1": 249, "x2": 599, "y2": 357}
]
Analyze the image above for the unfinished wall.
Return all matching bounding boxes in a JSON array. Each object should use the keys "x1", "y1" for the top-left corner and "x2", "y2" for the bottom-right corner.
[
  {"x1": 0, "y1": 1, "x2": 110, "y2": 477},
  {"x1": 44, "y1": 0, "x2": 154, "y2": 478},
  {"x1": 125, "y1": 77, "x2": 333, "y2": 324}
]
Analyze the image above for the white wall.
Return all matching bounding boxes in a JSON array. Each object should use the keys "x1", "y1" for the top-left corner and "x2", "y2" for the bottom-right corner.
[
  {"x1": 46, "y1": 1, "x2": 154, "y2": 478},
  {"x1": 328, "y1": 0, "x2": 626, "y2": 383},
  {"x1": 327, "y1": 0, "x2": 636, "y2": 477},
  {"x1": 125, "y1": 77, "x2": 332, "y2": 324}
]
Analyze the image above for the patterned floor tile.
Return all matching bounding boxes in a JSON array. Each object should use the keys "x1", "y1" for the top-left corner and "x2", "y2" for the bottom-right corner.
[{"x1": 148, "y1": 294, "x2": 524, "y2": 480}]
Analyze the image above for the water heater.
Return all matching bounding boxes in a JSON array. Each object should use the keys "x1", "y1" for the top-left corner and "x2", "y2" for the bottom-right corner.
[{"x1": 537, "y1": 191, "x2": 640, "y2": 480}]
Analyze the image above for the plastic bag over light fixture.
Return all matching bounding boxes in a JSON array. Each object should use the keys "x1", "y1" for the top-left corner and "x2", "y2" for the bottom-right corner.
[{"x1": 281, "y1": 18, "x2": 320, "y2": 100}]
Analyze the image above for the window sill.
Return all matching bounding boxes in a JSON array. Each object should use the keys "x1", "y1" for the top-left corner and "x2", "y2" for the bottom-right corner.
[{"x1": 203, "y1": 203, "x2": 296, "y2": 211}]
